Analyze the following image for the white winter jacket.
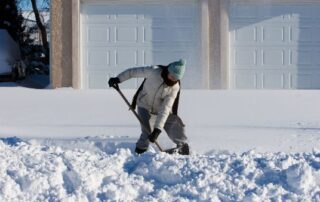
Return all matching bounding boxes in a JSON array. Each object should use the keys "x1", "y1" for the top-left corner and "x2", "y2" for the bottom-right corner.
[{"x1": 117, "y1": 66, "x2": 180, "y2": 129}]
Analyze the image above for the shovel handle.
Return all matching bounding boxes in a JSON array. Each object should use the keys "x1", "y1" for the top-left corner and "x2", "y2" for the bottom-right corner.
[{"x1": 112, "y1": 85, "x2": 164, "y2": 152}]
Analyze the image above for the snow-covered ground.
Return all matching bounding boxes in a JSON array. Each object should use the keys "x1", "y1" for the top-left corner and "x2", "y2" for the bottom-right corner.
[{"x1": 1, "y1": 87, "x2": 320, "y2": 201}]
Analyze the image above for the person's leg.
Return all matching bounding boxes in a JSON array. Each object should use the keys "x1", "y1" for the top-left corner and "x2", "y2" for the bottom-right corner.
[
  {"x1": 135, "y1": 107, "x2": 152, "y2": 153},
  {"x1": 164, "y1": 114, "x2": 189, "y2": 155}
]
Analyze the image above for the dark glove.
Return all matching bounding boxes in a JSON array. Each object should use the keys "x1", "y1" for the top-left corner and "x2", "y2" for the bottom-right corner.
[
  {"x1": 108, "y1": 77, "x2": 120, "y2": 88},
  {"x1": 149, "y1": 128, "x2": 161, "y2": 143}
]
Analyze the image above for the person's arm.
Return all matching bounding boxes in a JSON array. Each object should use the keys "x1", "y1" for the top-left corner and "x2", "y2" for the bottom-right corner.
[{"x1": 117, "y1": 66, "x2": 156, "y2": 83}]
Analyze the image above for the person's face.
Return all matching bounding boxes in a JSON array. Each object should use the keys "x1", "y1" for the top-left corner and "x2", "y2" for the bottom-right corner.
[{"x1": 167, "y1": 73, "x2": 178, "y2": 82}]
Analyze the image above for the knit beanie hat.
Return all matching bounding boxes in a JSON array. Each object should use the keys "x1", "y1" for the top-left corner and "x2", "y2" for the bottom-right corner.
[{"x1": 168, "y1": 59, "x2": 186, "y2": 80}]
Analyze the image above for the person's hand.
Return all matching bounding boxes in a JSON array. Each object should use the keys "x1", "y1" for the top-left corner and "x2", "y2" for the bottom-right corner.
[
  {"x1": 149, "y1": 128, "x2": 161, "y2": 143},
  {"x1": 108, "y1": 77, "x2": 120, "y2": 88}
]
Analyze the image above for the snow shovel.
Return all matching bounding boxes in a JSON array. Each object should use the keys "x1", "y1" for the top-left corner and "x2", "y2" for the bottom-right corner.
[{"x1": 111, "y1": 84, "x2": 164, "y2": 152}]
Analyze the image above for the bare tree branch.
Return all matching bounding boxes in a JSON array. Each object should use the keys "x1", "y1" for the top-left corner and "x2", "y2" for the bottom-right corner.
[{"x1": 30, "y1": 0, "x2": 49, "y2": 64}]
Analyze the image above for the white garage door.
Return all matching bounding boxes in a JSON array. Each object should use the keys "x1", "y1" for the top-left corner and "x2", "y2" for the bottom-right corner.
[
  {"x1": 81, "y1": 1, "x2": 201, "y2": 89},
  {"x1": 229, "y1": 3, "x2": 320, "y2": 89}
]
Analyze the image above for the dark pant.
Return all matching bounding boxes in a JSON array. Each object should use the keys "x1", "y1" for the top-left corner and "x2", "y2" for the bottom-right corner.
[{"x1": 136, "y1": 107, "x2": 188, "y2": 150}]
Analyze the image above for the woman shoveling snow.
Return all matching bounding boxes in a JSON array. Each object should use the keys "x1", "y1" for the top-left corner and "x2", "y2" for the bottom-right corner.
[{"x1": 108, "y1": 59, "x2": 189, "y2": 155}]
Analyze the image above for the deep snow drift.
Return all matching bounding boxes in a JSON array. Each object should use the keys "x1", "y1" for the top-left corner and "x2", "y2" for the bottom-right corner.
[{"x1": 1, "y1": 137, "x2": 320, "y2": 201}]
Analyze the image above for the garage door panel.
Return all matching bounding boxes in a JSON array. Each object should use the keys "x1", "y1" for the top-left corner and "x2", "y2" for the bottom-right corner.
[
  {"x1": 233, "y1": 71, "x2": 288, "y2": 89},
  {"x1": 262, "y1": 26, "x2": 285, "y2": 42},
  {"x1": 232, "y1": 25, "x2": 257, "y2": 43},
  {"x1": 115, "y1": 49, "x2": 138, "y2": 67},
  {"x1": 152, "y1": 18, "x2": 195, "y2": 25},
  {"x1": 87, "y1": 49, "x2": 111, "y2": 67},
  {"x1": 87, "y1": 26, "x2": 110, "y2": 44},
  {"x1": 114, "y1": 8, "x2": 142, "y2": 21},
  {"x1": 170, "y1": 28, "x2": 194, "y2": 42},
  {"x1": 262, "y1": 49, "x2": 284, "y2": 66},
  {"x1": 145, "y1": 26, "x2": 195, "y2": 44},
  {"x1": 85, "y1": 48, "x2": 142, "y2": 69},
  {"x1": 88, "y1": 71, "x2": 110, "y2": 89},
  {"x1": 84, "y1": 5, "x2": 142, "y2": 23},
  {"x1": 82, "y1": 2, "x2": 201, "y2": 89},
  {"x1": 86, "y1": 26, "x2": 142, "y2": 45},
  {"x1": 83, "y1": 14, "x2": 109, "y2": 23},
  {"x1": 145, "y1": 27, "x2": 167, "y2": 42},
  {"x1": 232, "y1": 71, "x2": 258, "y2": 89},
  {"x1": 230, "y1": 3, "x2": 320, "y2": 89},
  {"x1": 84, "y1": 5, "x2": 143, "y2": 17},
  {"x1": 83, "y1": 5, "x2": 109, "y2": 14},
  {"x1": 85, "y1": 48, "x2": 115, "y2": 69},
  {"x1": 233, "y1": 48, "x2": 257, "y2": 67},
  {"x1": 144, "y1": 4, "x2": 195, "y2": 19},
  {"x1": 144, "y1": 50, "x2": 197, "y2": 66},
  {"x1": 262, "y1": 72, "x2": 285, "y2": 89},
  {"x1": 115, "y1": 27, "x2": 138, "y2": 43},
  {"x1": 231, "y1": 25, "x2": 288, "y2": 45}
]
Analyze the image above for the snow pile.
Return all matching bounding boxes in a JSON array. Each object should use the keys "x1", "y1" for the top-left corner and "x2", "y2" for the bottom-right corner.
[{"x1": 1, "y1": 138, "x2": 320, "y2": 201}]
